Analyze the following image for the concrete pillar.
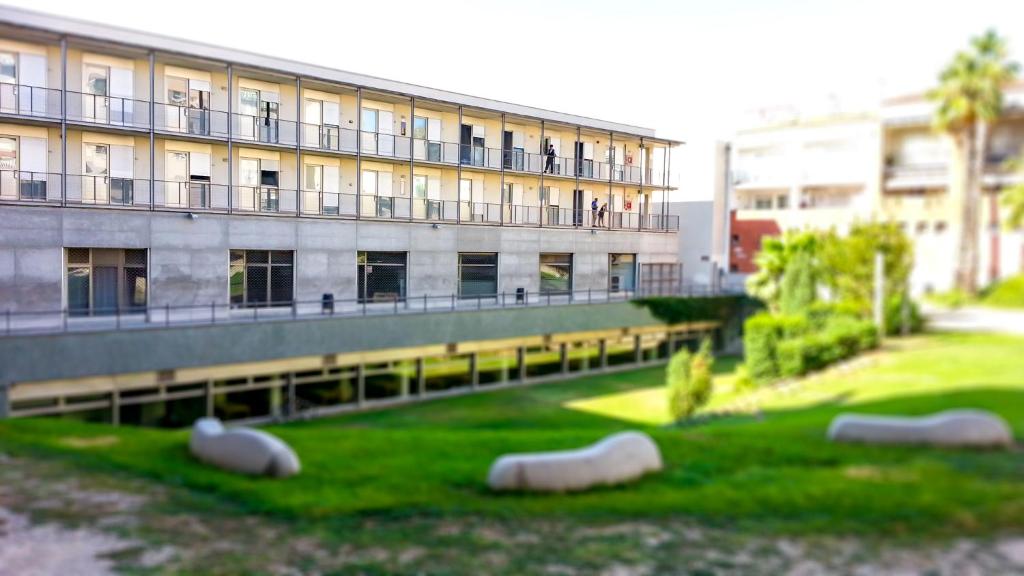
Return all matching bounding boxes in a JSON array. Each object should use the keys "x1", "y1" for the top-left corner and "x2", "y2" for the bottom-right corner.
[{"x1": 0, "y1": 382, "x2": 9, "y2": 419}]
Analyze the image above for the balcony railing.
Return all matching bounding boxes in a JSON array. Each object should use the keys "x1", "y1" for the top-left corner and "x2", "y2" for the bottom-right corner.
[
  {"x1": 0, "y1": 170, "x2": 61, "y2": 203},
  {"x1": 232, "y1": 114, "x2": 298, "y2": 146},
  {"x1": 154, "y1": 103, "x2": 230, "y2": 138},
  {"x1": 65, "y1": 91, "x2": 150, "y2": 129},
  {"x1": 884, "y1": 163, "x2": 948, "y2": 180},
  {"x1": 65, "y1": 174, "x2": 151, "y2": 207},
  {"x1": 2, "y1": 282, "x2": 732, "y2": 338},
  {"x1": 0, "y1": 82, "x2": 62, "y2": 119},
  {"x1": 232, "y1": 186, "x2": 297, "y2": 214}
]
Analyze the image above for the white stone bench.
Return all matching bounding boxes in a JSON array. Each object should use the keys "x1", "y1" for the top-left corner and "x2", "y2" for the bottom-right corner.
[
  {"x1": 189, "y1": 418, "x2": 301, "y2": 477},
  {"x1": 827, "y1": 409, "x2": 1013, "y2": 448},
  {"x1": 487, "y1": 431, "x2": 663, "y2": 492}
]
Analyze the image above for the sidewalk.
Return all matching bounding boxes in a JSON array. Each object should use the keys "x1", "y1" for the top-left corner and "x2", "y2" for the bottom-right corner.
[{"x1": 924, "y1": 305, "x2": 1024, "y2": 335}]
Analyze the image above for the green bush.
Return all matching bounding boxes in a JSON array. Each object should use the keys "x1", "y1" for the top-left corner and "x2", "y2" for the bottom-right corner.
[
  {"x1": 666, "y1": 339, "x2": 714, "y2": 421},
  {"x1": 981, "y1": 274, "x2": 1024, "y2": 309},
  {"x1": 743, "y1": 312, "x2": 809, "y2": 382},
  {"x1": 884, "y1": 295, "x2": 925, "y2": 335},
  {"x1": 777, "y1": 339, "x2": 807, "y2": 378}
]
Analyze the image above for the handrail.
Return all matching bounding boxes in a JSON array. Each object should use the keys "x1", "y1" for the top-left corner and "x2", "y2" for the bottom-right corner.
[{"x1": 1, "y1": 284, "x2": 741, "y2": 337}]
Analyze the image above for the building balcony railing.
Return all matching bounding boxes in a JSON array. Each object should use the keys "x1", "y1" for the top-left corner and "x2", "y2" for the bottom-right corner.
[
  {"x1": 0, "y1": 170, "x2": 62, "y2": 203},
  {"x1": 884, "y1": 163, "x2": 948, "y2": 181},
  {"x1": 154, "y1": 103, "x2": 230, "y2": 138},
  {"x1": 0, "y1": 82, "x2": 62, "y2": 119},
  {"x1": 65, "y1": 91, "x2": 151, "y2": 129},
  {"x1": 231, "y1": 114, "x2": 299, "y2": 146},
  {"x1": 2, "y1": 282, "x2": 729, "y2": 338}
]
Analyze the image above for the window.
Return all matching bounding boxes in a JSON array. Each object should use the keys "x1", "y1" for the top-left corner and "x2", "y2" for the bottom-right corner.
[
  {"x1": 459, "y1": 253, "x2": 498, "y2": 298},
  {"x1": 609, "y1": 253, "x2": 636, "y2": 293},
  {"x1": 754, "y1": 197, "x2": 772, "y2": 210},
  {"x1": 540, "y1": 253, "x2": 572, "y2": 294},
  {"x1": 358, "y1": 251, "x2": 407, "y2": 303},
  {"x1": 304, "y1": 98, "x2": 340, "y2": 148},
  {"x1": 776, "y1": 194, "x2": 789, "y2": 209},
  {"x1": 65, "y1": 248, "x2": 147, "y2": 316},
  {"x1": 0, "y1": 52, "x2": 15, "y2": 84},
  {"x1": 229, "y1": 250, "x2": 294, "y2": 308}
]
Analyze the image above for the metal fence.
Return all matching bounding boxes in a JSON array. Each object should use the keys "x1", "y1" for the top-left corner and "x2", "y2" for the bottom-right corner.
[{"x1": 1, "y1": 284, "x2": 744, "y2": 338}]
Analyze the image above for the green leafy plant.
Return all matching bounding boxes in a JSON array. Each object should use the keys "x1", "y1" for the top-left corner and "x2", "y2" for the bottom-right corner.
[{"x1": 666, "y1": 338, "x2": 714, "y2": 421}]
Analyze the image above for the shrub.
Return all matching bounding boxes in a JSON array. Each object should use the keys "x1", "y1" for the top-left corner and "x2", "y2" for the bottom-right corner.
[
  {"x1": 667, "y1": 338, "x2": 714, "y2": 421},
  {"x1": 743, "y1": 312, "x2": 807, "y2": 382},
  {"x1": 733, "y1": 364, "x2": 756, "y2": 391},
  {"x1": 777, "y1": 339, "x2": 807, "y2": 378},
  {"x1": 884, "y1": 294, "x2": 925, "y2": 336},
  {"x1": 806, "y1": 301, "x2": 861, "y2": 329},
  {"x1": 981, "y1": 274, "x2": 1024, "y2": 309},
  {"x1": 779, "y1": 250, "x2": 818, "y2": 314}
]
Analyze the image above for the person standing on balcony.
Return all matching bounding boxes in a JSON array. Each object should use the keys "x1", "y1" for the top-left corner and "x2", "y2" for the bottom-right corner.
[
  {"x1": 544, "y1": 144, "x2": 556, "y2": 174},
  {"x1": 591, "y1": 197, "x2": 599, "y2": 226},
  {"x1": 598, "y1": 202, "x2": 607, "y2": 227}
]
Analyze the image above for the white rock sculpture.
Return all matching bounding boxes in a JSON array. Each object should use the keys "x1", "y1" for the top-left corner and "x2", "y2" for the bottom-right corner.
[
  {"x1": 189, "y1": 418, "x2": 301, "y2": 477},
  {"x1": 827, "y1": 409, "x2": 1013, "y2": 448},
  {"x1": 487, "y1": 431, "x2": 663, "y2": 492}
]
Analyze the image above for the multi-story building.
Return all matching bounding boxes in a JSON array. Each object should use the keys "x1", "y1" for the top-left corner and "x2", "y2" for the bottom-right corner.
[
  {"x1": 0, "y1": 8, "x2": 699, "y2": 425},
  {"x1": 729, "y1": 87, "x2": 1024, "y2": 294}
]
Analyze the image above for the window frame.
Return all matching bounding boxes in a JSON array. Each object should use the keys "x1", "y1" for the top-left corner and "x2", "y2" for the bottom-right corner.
[{"x1": 458, "y1": 252, "x2": 499, "y2": 298}]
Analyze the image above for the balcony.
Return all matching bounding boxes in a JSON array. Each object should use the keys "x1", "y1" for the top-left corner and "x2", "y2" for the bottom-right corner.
[
  {"x1": 0, "y1": 170, "x2": 61, "y2": 203},
  {"x1": 65, "y1": 91, "x2": 150, "y2": 130},
  {"x1": 884, "y1": 163, "x2": 948, "y2": 191},
  {"x1": 0, "y1": 82, "x2": 62, "y2": 120},
  {"x1": 154, "y1": 103, "x2": 230, "y2": 138}
]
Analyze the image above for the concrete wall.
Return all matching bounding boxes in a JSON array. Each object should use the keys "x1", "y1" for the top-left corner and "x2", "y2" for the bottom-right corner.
[
  {"x1": 0, "y1": 301, "x2": 667, "y2": 386},
  {"x1": 0, "y1": 204, "x2": 679, "y2": 311}
]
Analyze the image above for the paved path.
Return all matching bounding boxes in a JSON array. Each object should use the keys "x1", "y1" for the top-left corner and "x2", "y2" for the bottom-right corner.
[{"x1": 924, "y1": 305, "x2": 1024, "y2": 335}]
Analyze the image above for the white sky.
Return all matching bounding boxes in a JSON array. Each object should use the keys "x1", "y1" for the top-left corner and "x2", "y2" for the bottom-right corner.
[{"x1": 6, "y1": 0, "x2": 1024, "y2": 200}]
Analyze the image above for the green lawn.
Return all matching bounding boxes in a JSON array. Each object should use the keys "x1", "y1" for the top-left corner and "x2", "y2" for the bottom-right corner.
[{"x1": 2, "y1": 332, "x2": 1024, "y2": 536}]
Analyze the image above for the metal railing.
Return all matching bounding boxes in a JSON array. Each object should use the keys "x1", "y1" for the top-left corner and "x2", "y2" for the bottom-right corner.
[
  {"x1": 65, "y1": 90, "x2": 150, "y2": 129},
  {"x1": 65, "y1": 175, "x2": 152, "y2": 207},
  {"x1": 1, "y1": 283, "x2": 741, "y2": 338},
  {"x1": 231, "y1": 113, "x2": 298, "y2": 146},
  {"x1": 0, "y1": 82, "x2": 62, "y2": 119},
  {"x1": 0, "y1": 170, "x2": 62, "y2": 203},
  {"x1": 154, "y1": 103, "x2": 230, "y2": 138}
]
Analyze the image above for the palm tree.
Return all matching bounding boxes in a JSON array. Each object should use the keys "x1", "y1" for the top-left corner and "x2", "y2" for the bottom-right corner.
[
  {"x1": 928, "y1": 30, "x2": 1019, "y2": 295},
  {"x1": 1002, "y1": 156, "x2": 1024, "y2": 230}
]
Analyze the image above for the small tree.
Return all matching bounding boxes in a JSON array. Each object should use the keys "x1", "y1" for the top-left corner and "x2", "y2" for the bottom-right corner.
[
  {"x1": 746, "y1": 230, "x2": 818, "y2": 312},
  {"x1": 667, "y1": 338, "x2": 714, "y2": 421},
  {"x1": 779, "y1": 249, "x2": 817, "y2": 314},
  {"x1": 818, "y1": 222, "x2": 914, "y2": 316}
]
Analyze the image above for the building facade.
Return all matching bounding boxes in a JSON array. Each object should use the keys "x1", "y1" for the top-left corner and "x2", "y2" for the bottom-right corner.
[
  {"x1": 729, "y1": 88, "x2": 1024, "y2": 295},
  {"x1": 0, "y1": 7, "x2": 681, "y2": 324}
]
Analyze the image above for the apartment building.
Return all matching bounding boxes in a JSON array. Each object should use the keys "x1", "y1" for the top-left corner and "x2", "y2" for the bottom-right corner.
[
  {"x1": 0, "y1": 8, "x2": 696, "y2": 425},
  {"x1": 729, "y1": 88, "x2": 1024, "y2": 295}
]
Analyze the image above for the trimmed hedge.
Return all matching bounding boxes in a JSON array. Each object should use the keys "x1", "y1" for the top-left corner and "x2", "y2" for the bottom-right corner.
[{"x1": 744, "y1": 310, "x2": 878, "y2": 383}]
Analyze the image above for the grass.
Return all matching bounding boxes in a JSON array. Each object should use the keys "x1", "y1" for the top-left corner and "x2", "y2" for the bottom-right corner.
[
  {"x1": 2, "y1": 332, "x2": 1024, "y2": 538},
  {"x1": 925, "y1": 274, "x2": 1024, "y2": 309}
]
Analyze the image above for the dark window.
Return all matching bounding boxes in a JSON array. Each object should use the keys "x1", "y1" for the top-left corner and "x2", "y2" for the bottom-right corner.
[
  {"x1": 65, "y1": 248, "x2": 148, "y2": 316},
  {"x1": 539, "y1": 253, "x2": 572, "y2": 294},
  {"x1": 229, "y1": 249, "x2": 294, "y2": 308},
  {"x1": 358, "y1": 251, "x2": 407, "y2": 303},
  {"x1": 459, "y1": 252, "x2": 498, "y2": 297}
]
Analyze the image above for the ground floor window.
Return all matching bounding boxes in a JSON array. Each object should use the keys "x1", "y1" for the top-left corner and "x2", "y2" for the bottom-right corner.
[
  {"x1": 358, "y1": 251, "x2": 407, "y2": 303},
  {"x1": 229, "y1": 250, "x2": 294, "y2": 308},
  {"x1": 65, "y1": 248, "x2": 147, "y2": 316},
  {"x1": 459, "y1": 252, "x2": 498, "y2": 297},
  {"x1": 609, "y1": 253, "x2": 637, "y2": 292},
  {"x1": 539, "y1": 253, "x2": 572, "y2": 294}
]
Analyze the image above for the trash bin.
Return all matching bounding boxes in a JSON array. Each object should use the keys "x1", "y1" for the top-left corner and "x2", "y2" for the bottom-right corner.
[
  {"x1": 515, "y1": 287, "x2": 526, "y2": 305},
  {"x1": 322, "y1": 293, "x2": 334, "y2": 314}
]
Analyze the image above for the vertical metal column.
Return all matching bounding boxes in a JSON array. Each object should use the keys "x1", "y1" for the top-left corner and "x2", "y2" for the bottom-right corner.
[
  {"x1": 606, "y1": 131, "x2": 613, "y2": 229},
  {"x1": 539, "y1": 120, "x2": 545, "y2": 227},
  {"x1": 60, "y1": 37, "x2": 67, "y2": 206},
  {"x1": 148, "y1": 51, "x2": 155, "y2": 211},
  {"x1": 227, "y1": 64, "x2": 233, "y2": 214},
  {"x1": 574, "y1": 126, "x2": 581, "y2": 226},
  {"x1": 499, "y1": 112, "x2": 505, "y2": 226},
  {"x1": 110, "y1": 390, "x2": 120, "y2": 426},
  {"x1": 409, "y1": 96, "x2": 415, "y2": 222},
  {"x1": 295, "y1": 77, "x2": 302, "y2": 216},
  {"x1": 663, "y1": 145, "x2": 671, "y2": 231},
  {"x1": 456, "y1": 105, "x2": 463, "y2": 225},
  {"x1": 355, "y1": 88, "x2": 362, "y2": 220}
]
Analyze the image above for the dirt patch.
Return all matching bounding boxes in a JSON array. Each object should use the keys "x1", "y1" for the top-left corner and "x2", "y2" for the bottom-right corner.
[{"x1": 60, "y1": 435, "x2": 121, "y2": 449}]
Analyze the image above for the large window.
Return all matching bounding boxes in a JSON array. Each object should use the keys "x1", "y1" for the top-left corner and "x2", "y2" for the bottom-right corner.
[
  {"x1": 358, "y1": 251, "x2": 407, "y2": 303},
  {"x1": 65, "y1": 248, "x2": 147, "y2": 316},
  {"x1": 539, "y1": 253, "x2": 572, "y2": 294},
  {"x1": 609, "y1": 253, "x2": 637, "y2": 293},
  {"x1": 229, "y1": 250, "x2": 294, "y2": 308},
  {"x1": 459, "y1": 253, "x2": 498, "y2": 298}
]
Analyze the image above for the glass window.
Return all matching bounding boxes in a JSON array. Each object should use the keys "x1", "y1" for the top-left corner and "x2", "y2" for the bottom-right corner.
[
  {"x1": 362, "y1": 170, "x2": 377, "y2": 195},
  {"x1": 361, "y1": 108, "x2": 378, "y2": 132},
  {"x1": 358, "y1": 251, "x2": 407, "y2": 303},
  {"x1": 304, "y1": 99, "x2": 322, "y2": 125},
  {"x1": 413, "y1": 116, "x2": 427, "y2": 140},
  {"x1": 305, "y1": 164, "x2": 323, "y2": 191},
  {"x1": 239, "y1": 88, "x2": 259, "y2": 116},
  {"x1": 413, "y1": 175, "x2": 427, "y2": 198},
  {"x1": 539, "y1": 253, "x2": 572, "y2": 294},
  {"x1": 65, "y1": 248, "x2": 147, "y2": 316},
  {"x1": 85, "y1": 65, "x2": 108, "y2": 96},
  {"x1": 776, "y1": 194, "x2": 789, "y2": 209},
  {"x1": 609, "y1": 253, "x2": 636, "y2": 293},
  {"x1": 0, "y1": 136, "x2": 16, "y2": 171},
  {"x1": 229, "y1": 249, "x2": 294, "y2": 308},
  {"x1": 0, "y1": 52, "x2": 16, "y2": 83},
  {"x1": 166, "y1": 76, "x2": 187, "y2": 107},
  {"x1": 459, "y1": 253, "x2": 498, "y2": 298}
]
